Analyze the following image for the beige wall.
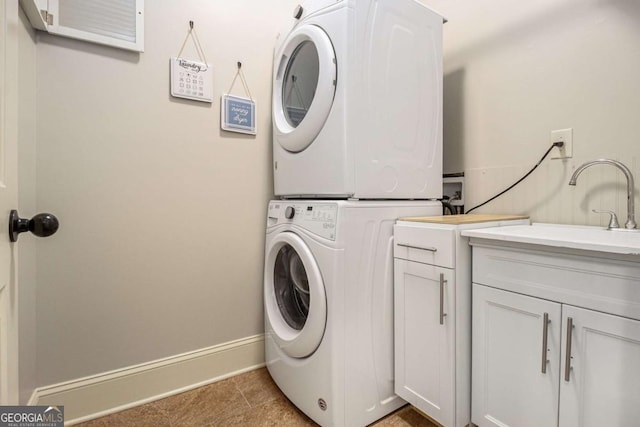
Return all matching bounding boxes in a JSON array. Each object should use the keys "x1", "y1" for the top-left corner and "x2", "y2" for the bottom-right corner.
[
  {"x1": 34, "y1": 1, "x2": 296, "y2": 386},
  {"x1": 425, "y1": 0, "x2": 640, "y2": 225},
  {"x1": 28, "y1": 0, "x2": 640, "y2": 390}
]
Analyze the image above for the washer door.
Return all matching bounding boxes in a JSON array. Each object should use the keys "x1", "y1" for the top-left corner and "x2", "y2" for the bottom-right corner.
[
  {"x1": 264, "y1": 232, "x2": 327, "y2": 358},
  {"x1": 273, "y1": 24, "x2": 337, "y2": 153}
]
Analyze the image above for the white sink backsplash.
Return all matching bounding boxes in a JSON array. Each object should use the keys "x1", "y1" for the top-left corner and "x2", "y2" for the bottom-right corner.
[{"x1": 464, "y1": 156, "x2": 638, "y2": 227}]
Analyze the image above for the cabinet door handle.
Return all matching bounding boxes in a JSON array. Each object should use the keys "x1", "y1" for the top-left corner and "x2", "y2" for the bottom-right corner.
[
  {"x1": 397, "y1": 243, "x2": 438, "y2": 252},
  {"x1": 541, "y1": 312, "x2": 550, "y2": 374},
  {"x1": 439, "y1": 273, "x2": 447, "y2": 325},
  {"x1": 564, "y1": 317, "x2": 574, "y2": 382}
]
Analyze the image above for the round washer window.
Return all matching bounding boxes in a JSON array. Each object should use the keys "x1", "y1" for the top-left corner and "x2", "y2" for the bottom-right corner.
[
  {"x1": 274, "y1": 244, "x2": 310, "y2": 330},
  {"x1": 264, "y1": 231, "x2": 327, "y2": 358}
]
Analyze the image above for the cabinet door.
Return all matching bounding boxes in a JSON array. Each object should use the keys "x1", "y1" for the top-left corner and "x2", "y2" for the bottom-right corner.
[
  {"x1": 559, "y1": 305, "x2": 640, "y2": 427},
  {"x1": 395, "y1": 260, "x2": 455, "y2": 426},
  {"x1": 472, "y1": 284, "x2": 561, "y2": 427}
]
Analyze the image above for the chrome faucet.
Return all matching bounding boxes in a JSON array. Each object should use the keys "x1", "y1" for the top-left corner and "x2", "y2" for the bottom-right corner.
[{"x1": 569, "y1": 159, "x2": 637, "y2": 229}]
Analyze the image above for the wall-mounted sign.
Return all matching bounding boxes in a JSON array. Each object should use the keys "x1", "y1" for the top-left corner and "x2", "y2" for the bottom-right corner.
[
  {"x1": 170, "y1": 57, "x2": 213, "y2": 103},
  {"x1": 221, "y1": 94, "x2": 257, "y2": 135}
]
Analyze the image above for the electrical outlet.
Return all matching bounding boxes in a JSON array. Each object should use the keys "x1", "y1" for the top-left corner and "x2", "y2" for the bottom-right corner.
[{"x1": 550, "y1": 128, "x2": 573, "y2": 159}]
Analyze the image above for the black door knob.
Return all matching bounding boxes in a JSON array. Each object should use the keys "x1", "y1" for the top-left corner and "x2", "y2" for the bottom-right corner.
[{"x1": 9, "y1": 210, "x2": 59, "y2": 242}]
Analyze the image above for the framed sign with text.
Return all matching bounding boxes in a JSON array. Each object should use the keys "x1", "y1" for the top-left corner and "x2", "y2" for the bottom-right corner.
[
  {"x1": 221, "y1": 94, "x2": 257, "y2": 135},
  {"x1": 170, "y1": 57, "x2": 213, "y2": 103}
]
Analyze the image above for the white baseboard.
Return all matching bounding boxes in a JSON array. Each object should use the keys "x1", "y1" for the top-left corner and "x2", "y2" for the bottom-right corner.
[{"x1": 30, "y1": 334, "x2": 265, "y2": 425}]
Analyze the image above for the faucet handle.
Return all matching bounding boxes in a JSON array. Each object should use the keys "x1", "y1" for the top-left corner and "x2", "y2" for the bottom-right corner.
[{"x1": 592, "y1": 209, "x2": 621, "y2": 229}]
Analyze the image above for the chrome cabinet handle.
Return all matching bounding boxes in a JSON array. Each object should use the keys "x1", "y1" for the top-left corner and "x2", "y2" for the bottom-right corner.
[
  {"x1": 397, "y1": 243, "x2": 438, "y2": 252},
  {"x1": 564, "y1": 317, "x2": 574, "y2": 382},
  {"x1": 541, "y1": 313, "x2": 550, "y2": 374},
  {"x1": 439, "y1": 273, "x2": 447, "y2": 325}
]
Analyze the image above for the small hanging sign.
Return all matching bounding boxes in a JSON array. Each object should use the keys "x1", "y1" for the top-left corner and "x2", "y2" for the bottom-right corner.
[
  {"x1": 221, "y1": 62, "x2": 257, "y2": 135},
  {"x1": 170, "y1": 57, "x2": 213, "y2": 102},
  {"x1": 221, "y1": 94, "x2": 256, "y2": 135},
  {"x1": 170, "y1": 21, "x2": 213, "y2": 103}
]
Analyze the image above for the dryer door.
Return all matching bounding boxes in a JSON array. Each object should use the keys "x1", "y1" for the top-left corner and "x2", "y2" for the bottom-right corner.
[
  {"x1": 264, "y1": 231, "x2": 327, "y2": 358},
  {"x1": 273, "y1": 24, "x2": 337, "y2": 153}
]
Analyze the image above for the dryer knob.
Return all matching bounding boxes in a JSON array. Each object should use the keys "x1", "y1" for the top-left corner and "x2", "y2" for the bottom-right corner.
[
  {"x1": 285, "y1": 206, "x2": 295, "y2": 219},
  {"x1": 293, "y1": 5, "x2": 304, "y2": 19}
]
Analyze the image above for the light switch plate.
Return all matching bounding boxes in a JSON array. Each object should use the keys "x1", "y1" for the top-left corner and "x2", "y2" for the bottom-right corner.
[{"x1": 550, "y1": 128, "x2": 573, "y2": 159}]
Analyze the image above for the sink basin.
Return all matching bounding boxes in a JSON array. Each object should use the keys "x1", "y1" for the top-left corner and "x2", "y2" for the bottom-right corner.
[{"x1": 461, "y1": 223, "x2": 640, "y2": 256}]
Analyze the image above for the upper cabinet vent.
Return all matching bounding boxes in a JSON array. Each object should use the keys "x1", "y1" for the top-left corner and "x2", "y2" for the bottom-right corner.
[{"x1": 20, "y1": 0, "x2": 144, "y2": 52}]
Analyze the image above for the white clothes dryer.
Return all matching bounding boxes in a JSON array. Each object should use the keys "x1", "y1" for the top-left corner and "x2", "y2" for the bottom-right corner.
[
  {"x1": 264, "y1": 199, "x2": 441, "y2": 426},
  {"x1": 272, "y1": 0, "x2": 445, "y2": 199}
]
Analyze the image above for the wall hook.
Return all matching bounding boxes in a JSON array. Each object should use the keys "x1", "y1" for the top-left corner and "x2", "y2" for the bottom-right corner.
[
  {"x1": 189, "y1": 20, "x2": 194, "y2": 30},
  {"x1": 237, "y1": 61, "x2": 242, "y2": 69}
]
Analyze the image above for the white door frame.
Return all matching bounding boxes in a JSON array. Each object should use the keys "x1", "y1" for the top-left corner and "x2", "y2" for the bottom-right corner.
[{"x1": 0, "y1": 0, "x2": 21, "y2": 404}]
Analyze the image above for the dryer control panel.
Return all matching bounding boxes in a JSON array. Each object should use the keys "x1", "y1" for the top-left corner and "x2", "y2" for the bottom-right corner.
[{"x1": 268, "y1": 201, "x2": 338, "y2": 240}]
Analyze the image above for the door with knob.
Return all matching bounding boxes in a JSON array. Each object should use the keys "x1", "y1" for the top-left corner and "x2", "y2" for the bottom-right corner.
[
  {"x1": 9, "y1": 210, "x2": 59, "y2": 242},
  {"x1": 0, "y1": 1, "x2": 20, "y2": 404}
]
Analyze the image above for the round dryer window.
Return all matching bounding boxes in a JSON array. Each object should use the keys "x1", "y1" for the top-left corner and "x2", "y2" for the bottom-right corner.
[
  {"x1": 273, "y1": 25, "x2": 337, "y2": 153},
  {"x1": 264, "y1": 232, "x2": 327, "y2": 358},
  {"x1": 282, "y1": 41, "x2": 319, "y2": 128}
]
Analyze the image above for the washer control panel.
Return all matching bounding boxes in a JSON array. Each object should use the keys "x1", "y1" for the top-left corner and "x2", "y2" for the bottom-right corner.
[
  {"x1": 268, "y1": 201, "x2": 338, "y2": 240},
  {"x1": 284, "y1": 206, "x2": 296, "y2": 219}
]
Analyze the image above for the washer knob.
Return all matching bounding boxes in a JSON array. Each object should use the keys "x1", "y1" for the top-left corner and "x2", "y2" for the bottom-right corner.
[
  {"x1": 285, "y1": 206, "x2": 295, "y2": 219},
  {"x1": 293, "y1": 5, "x2": 304, "y2": 19}
]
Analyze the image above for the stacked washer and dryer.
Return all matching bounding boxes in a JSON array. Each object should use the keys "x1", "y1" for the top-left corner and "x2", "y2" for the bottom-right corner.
[{"x1": 263, "y1": 1, "x2": 445, "y2": 425}]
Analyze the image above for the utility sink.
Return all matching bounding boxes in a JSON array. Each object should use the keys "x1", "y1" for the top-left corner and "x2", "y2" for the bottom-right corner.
[
  {"x1": 465, "y1": 222, "x2": 640, "y2": 427},
  {"x1": 462, "y1": 221, "x2": 640, "y2": 327},
  {"x1": 461, "y1": 223, "x2": 640, "y2": 256}
]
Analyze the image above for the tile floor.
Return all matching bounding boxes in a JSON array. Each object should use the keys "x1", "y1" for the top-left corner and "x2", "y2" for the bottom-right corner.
[{"x1": 75, "y1": 368, "x2": 439, "y2": 427}]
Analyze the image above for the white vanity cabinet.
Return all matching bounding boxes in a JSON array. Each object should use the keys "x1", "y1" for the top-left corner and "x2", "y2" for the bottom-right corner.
[
  {"x1": 472, "y1": 284, "x2": 562, "y2": 427},
  {"x1": 393, "y1": 215, "x2": 529, "y2": 427},
  {"x1": 465, "y1": 224, "x2": 640, "y2": 427},
  {"x1": 559, "y1": 305, "x2": 640, "y2": 427}
]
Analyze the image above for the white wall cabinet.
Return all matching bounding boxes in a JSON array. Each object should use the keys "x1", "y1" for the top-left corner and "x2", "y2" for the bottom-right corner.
[
  {"x1": 468, "y1": 236, "x2": 640, "y2": 427},
  {"x1": 393, "y1": 215, "x2": 528, "y2": 427}
]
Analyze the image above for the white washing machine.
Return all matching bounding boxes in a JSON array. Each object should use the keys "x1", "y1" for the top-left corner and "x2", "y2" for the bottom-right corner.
[
  {"x1": 272, "y1": 0, "x2": 445, "y2": 199},
  {"x1": 264, "y1": 199, "x2": 441, "y2": 426}
]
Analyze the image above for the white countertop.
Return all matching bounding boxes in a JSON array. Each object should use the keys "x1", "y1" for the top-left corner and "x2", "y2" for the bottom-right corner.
[{"x1": 461, "y1": 223, "x2": 640, "y2": 256}]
